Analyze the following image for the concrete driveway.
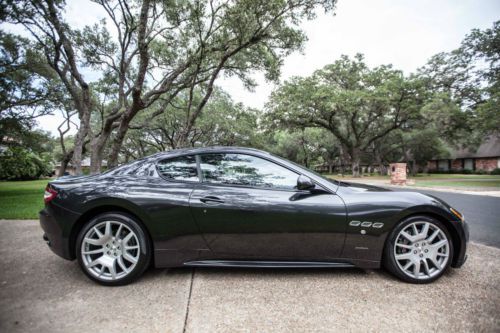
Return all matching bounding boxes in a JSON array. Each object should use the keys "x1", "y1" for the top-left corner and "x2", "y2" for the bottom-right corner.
[{"x1": 1, "y1": 220, "x2": 499, "y2": 332}]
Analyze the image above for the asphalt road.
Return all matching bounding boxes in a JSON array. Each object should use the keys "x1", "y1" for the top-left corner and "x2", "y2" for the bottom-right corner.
[
  {"x1": 1, "y1": 220, "x2": 499, "y2": 332},
  {"x1": 408, "y1": 189, "x2": 500, "y2": 248}
]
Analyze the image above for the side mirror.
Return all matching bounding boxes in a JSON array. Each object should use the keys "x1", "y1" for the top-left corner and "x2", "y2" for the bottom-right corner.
[{"x1": 297, "y1": 175, "x2": 315, "y2": 191}]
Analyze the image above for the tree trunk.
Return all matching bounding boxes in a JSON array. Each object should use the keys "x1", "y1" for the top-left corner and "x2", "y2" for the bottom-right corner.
[
  {"x1": 351, "y1": 148, "x2": 361, "y2": 177},
  {"x1": 174, "y1": 131, "x2": 190, "y2": 149},
  {"x1": 107, "y1": 118, "x2": 131, "y2": 169},
  {"x1": 409, "y1": 160, "x2": 418, "y2": 177},
  {"x1": 374, "y1": 152, "x2": 387, "y2": 175},
  {"x1": 57, "y1": 153, "x2": 72, "y2": 177},
  {"x1": 71, "y1": 104, "x2": 92, "y2": 175},
  {"x1": 89, "y1": 125, "x2": 114, "y2": 174},
  {"x1": 89, "y1": 140, "x2": 104, "y2": 174}
]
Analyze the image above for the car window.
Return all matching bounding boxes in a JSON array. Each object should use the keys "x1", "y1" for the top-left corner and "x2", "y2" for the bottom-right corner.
[
  {"x1": 199, "y1": 153, "x2": 298, "y2": 190},
  {"x1": 157, "y1": 155, "x2": 199, "y2": 181}
]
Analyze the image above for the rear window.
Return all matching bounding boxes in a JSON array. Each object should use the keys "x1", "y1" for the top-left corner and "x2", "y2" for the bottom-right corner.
[{"x1": 157, "y1": 155, "x2": 199, "y2": 182}]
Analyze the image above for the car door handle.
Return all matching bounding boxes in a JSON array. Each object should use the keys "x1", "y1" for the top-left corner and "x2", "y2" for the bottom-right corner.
[{"x1": 200, "y1": 196, "x2": 224, "y2": 205}]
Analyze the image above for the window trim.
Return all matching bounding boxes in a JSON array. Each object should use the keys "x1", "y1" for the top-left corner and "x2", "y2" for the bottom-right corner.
[
  {"x1": 155, "y1": 154, "x2": 202, "y2": 183},
  {"x1": 196, "y1": 152, "x2": 302, "y2": 192},
  {"x1": 154, "y1": 150, "x2": 332, "y2": 194}
]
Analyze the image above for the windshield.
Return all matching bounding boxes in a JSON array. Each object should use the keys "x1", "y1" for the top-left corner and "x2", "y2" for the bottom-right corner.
[{"x1": 270, "y1": 153, "x2": 340, "y2": 186}]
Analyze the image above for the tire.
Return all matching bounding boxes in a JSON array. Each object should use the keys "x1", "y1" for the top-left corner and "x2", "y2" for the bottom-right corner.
[
  {"x1": 76, "y1": 212, "x2": 151, "y2": 286},
  {"x1": 383, "y1": 215, "x2": 454, "y2": 284}
]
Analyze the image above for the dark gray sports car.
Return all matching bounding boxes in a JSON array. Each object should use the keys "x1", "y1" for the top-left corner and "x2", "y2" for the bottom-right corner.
[{"x1": 40, "y1": 147, "x2": 468, "y2": 285}]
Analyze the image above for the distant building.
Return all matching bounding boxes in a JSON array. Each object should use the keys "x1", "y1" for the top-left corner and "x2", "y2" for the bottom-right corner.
[
  {"x1": 427, "y1": 136, "x2": 500, "y2": 172},
  {"x1": 54, "y1": 158, "x2": 107, "y2": 176}
]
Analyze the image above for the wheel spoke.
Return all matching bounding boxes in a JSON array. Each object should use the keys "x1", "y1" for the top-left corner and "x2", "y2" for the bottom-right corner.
[
  {"x1": 420, "y1": 223, "x2": 430, "y2": 238},
  {"x1": 396, "y1": 243, "x2": 412, "y2": 250},
  {"x1": 403, "y1": 261, "x2": 413, "y2": 270},
  {"x1": 430, "y1": 256, "x2": 441, "y2": 268},
  {"x1": 413, "y1": 260, "x2": 421, "y2": 278},
  {"x1": 432, "y1": 239, "x2": 447, "y2": 249},
  {"x1": 427, "y1": 229, "x2": 440, "y2": 243},
  {"x1": 117, "y1": 256, "x2": 128, "y2": 273},
  {"x1": 115, "y1": 224, "x2": 123, "y2": 238},
  {"x1": 86, "y1": 257, "x2": 101, "y2": 268},
  {"x1": 93, "y1": 227, "x2": 103, "y2": 238},
  {"x1": 104, "y1": 221, "x2": 112, "y2": 237},
  {"x1": 401, "y1": 231, "x2": 414, "y2": 242},
  {"x1": 123, "y1": 251, "x2": 138, "y2": 264},
  {"x1": 108, "y1": 260, "x2": 117, "y2": 280},
  {"x1": 422, "y1": 259, "x2": 431, "y2": 276},
  {"x1": 412, "y1": 224, "x2": 418, "y2": 236},
  {"x1": 83, "y1": 248, "x2": 104, "y2": 255},
  {"x1": 84, "y1": 237, "x2": 106, "y2": 246},
  {"x1": 395, "y1": 252, "x2": 413, "y2": 261},
  {"x1": 122, "y1": 231, "x2": 134, "y2": 245}
]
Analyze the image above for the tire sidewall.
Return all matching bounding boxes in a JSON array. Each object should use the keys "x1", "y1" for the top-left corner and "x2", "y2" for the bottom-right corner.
[
  {"x1": 76, "y1": 212, "x2": 151, "y2": 286},
  {"x1": 384, "y1": 215, "x2": 454, "y2": 284}
]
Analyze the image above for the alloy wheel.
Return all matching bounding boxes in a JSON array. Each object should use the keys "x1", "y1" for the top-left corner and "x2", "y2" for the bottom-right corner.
[
  {"x1": 393, "y1": 221, "x2": 450, "y2": 280},
  {"x1": 81, "y1": 221, "x2": 140, "y2": 281}
]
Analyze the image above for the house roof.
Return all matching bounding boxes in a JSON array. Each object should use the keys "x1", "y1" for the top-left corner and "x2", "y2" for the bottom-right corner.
[{"x1": 443, "y1": 136, "x2": 500, "y2": 159}]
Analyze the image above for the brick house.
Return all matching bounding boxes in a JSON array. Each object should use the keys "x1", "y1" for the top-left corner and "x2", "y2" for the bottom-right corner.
[{"x1": 427, "y1": 136, "x2": 500, "y2": 172}]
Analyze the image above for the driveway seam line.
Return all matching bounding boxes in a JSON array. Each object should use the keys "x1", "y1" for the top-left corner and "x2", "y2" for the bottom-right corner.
[{"x1": 182, "y1": 268, "x2": 195, "y2": 333}]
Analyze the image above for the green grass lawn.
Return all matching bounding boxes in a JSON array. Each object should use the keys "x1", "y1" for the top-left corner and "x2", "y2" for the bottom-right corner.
[
  {"x1": 0, "y1": 179, "x2": 49, "y2": 219},
  {"x1": 326, "y1": 173, "x2": 500, "y2": 188},
  {"x1": 412, "y1": 180, "x2": 500, "y2": 188}
]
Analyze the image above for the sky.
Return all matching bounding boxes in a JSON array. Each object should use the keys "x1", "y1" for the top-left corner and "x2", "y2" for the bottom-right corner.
[{"x1": 8, "y1": 0, "x2": 500, "y2": 135}]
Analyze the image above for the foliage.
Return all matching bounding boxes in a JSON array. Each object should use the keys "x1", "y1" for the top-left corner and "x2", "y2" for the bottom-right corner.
[
  {"x1": 264, "y1": 128, "x2": 339, "y2": 169},
  {"x1": 0, "y1": 31, "x2": 60, "y2": 122},
  {"x1": 0, "y1": 147, "x2": 53, "y2": 180},
  {"x1": 418, "y1": 20, "x2": 500, "y2": 145},
  {"x1": 121, "y1": 88, "x2": 262, "y2": 160},
  {"x1": 2, "y1": 0, "x2": 337, "y2": 173},
  {"x1": 266, "y1": 54, "x2": 427, "y2": 176}
]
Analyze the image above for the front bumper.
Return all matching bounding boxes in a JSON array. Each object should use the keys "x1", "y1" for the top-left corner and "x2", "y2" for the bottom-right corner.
[
  {"x1": 39, "y1": 206, "x2": 74, "y2": 260},
  {"x1": 451, "y1": 219, "x2": 469, "y2": 268}
]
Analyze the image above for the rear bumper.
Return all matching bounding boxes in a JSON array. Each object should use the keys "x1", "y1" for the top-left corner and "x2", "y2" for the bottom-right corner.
[{"x1": 39, "y1": 206, "x2": 74, "y2": 260}]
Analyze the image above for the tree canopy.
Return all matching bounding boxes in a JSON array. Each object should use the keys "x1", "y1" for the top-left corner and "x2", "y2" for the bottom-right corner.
[{"x1": 0, "y1": 3, "x2": 498, "y2": 179}]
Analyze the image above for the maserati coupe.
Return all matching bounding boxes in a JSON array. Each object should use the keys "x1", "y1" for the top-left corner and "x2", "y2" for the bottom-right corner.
[{"x1": 40, "y1": 147, "x2": 468, "y2": 285}]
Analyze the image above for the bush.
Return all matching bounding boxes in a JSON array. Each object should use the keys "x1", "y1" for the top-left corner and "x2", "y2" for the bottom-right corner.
[
  {"x1": 491, "y1": 168, "x2": 500, "y2": 175},
  {"x1": 0, "y1": 147, "x2": 52, "y2": 180}
]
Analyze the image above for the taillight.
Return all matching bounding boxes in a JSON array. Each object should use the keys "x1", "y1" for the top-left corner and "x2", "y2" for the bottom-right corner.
[{"x1": 44, "y1": 185, "x2": 58, "y2": 204}]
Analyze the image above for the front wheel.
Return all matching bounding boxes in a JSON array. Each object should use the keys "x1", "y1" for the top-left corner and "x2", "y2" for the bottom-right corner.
[
  {"x1": 384, "y1": 216, "x2": 453, "y2": 284},
  {"x1": 76, "y1": 212, "x2": 151, "y2": 286}
]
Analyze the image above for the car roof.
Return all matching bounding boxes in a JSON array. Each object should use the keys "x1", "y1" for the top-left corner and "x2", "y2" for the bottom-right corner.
[{"x1": 153, "y1": 146, "x2": 270, "y2": 159}]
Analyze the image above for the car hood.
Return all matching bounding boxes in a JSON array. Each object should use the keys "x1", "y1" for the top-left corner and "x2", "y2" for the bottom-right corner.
[
  {"x1": 336, "y1": 181, "x2": 392, "y2": 192},
  {"x1": 336, "y1": 181, "x2": 455, "y2": 213}
]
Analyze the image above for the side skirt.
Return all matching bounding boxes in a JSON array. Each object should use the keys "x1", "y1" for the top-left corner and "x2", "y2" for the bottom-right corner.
[{"x1": 183, "y1": 260, "x2": 356, "y2": 268}]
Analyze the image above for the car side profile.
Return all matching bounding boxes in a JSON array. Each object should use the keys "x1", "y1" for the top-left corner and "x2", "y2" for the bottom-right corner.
[{"x1": 40, "y1": 147, "x2": 468, "y2": 286}]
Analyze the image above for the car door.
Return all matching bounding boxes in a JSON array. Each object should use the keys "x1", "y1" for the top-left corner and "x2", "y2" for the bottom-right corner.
[{"x1": 188, "y1": 153, "x2": 347, "y2": 260}]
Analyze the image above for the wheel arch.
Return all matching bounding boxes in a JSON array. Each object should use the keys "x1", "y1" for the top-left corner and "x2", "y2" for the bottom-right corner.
[
  {"x1": 69, "y1": 202, "x2": 153, "y2": 260},
  {"x1": 383, "y1": 210, "x2": 462, "y2": 267}
]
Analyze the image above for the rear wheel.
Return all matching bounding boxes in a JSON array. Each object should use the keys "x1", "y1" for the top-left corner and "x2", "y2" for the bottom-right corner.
[
  {"x1": 76, "y1": 212, "x2": 151, "y2": 286},
  {"x1": 384, "y1": 215, "x2": 453, "y2": 283}
]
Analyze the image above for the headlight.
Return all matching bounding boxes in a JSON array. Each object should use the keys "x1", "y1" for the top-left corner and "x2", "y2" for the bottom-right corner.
[{"x1": 450, "y1": 207, "x2": 464, "y2": 222}]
